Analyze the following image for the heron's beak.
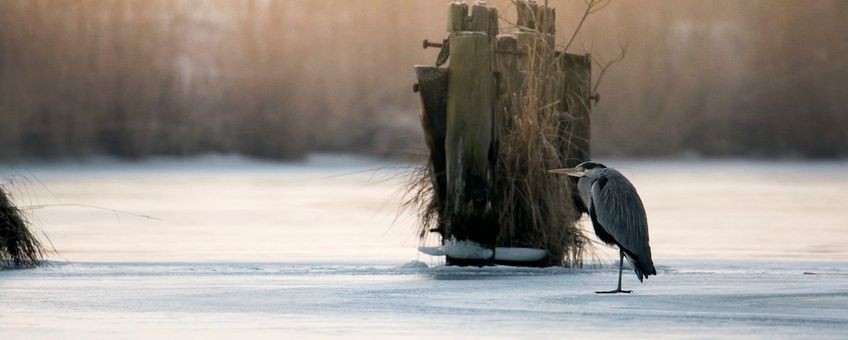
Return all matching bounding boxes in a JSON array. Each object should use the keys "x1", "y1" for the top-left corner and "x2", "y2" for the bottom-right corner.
[{"x1": 548, "y1": 168, "x2": 585, "y2": 177}]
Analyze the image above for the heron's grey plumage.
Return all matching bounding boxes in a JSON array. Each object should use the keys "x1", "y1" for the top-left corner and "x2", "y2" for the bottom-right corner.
[
  {"x1": 577, "y1": 176, "x2": 592, "y2": 209},
  {"x1": 588, "y1": 168, "x2": 656, "y2": 281}
]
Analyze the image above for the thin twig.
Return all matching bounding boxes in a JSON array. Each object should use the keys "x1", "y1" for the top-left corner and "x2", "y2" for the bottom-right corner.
[
  {"x1": 591, "y1": 35, "x2": 628, "y2": 97},
  {"x1": 564, "y1": 0, "x2": 611, "y2": 53},
  {"x1": 21, "y1": 204, "x2": 162, "y2": 221}
]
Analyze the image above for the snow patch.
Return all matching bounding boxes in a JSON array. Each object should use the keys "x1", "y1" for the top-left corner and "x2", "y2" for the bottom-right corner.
[
  {"x1": 419, "y1": 239, "x2": 546, "y2": 262},
  {"x1": 419, "y1": 238, "x2": 494, "y2": 260},
  {"x1": 444, "y1": 239, "x2": 494, "y2": 260}
]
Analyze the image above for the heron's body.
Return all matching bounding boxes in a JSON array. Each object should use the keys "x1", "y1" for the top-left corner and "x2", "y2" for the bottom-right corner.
[{"x1": 551, "y1": 162, "x2": 656, "y2": 294}]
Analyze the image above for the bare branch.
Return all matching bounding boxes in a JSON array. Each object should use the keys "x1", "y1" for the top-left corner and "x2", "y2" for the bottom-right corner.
[
  {"x1": 564, "y1": 0, "x2": 612, "y2": 52},
  {"x1": 591, "y1": 35, "x2": 628, "y2": 97}
]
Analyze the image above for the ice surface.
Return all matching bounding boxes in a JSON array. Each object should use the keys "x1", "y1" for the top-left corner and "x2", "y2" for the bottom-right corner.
[
  {"x1": 3, "y1": 260, "x2": 848, "y2": 339},
  {"x1": 1, "y1": 156, "x2": 847, "y2": 339}
]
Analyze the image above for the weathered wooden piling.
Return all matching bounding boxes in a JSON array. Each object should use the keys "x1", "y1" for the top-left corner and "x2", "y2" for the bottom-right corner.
[
  {"x1": 494, "y1": 35, "x2": 520, "y2": 138},
  {"x1": 414, "y1": 66, "x2": 449, "y2": 234},
  {"x1": 560, "y1": 54, "x2": 592, "y2": 168},
  {"x1": 559, "y1": 53, "x2": 593, "y2": 214},
  {"x1": 414, "y1": 0, "x2": 594, "y2": 267},
  {"x1": 443, "y1": 3, "x2": 499, "y2": 265}
]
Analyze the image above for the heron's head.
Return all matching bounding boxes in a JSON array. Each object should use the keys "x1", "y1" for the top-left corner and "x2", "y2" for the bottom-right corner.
[{"x1": 548, "y1": 161, "x2": 607, "y2": 178}]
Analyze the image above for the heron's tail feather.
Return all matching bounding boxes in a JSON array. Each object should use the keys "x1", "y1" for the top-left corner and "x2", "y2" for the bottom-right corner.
[{"x1": 623, "y1": 248, "x2": 656, "y2": 282}]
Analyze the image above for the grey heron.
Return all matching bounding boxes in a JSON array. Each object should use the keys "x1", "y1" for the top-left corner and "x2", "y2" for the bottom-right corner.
[{"x1": 550, "y1": 161, "x2": 656, "y2": 294}]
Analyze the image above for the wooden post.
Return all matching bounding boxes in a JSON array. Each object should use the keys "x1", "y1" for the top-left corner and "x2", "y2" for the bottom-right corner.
[
  {"x1": 415, "y1": 1, "x2": 594, "y2": 266},
  {"x1": 514, "y1": 0, "x2": 557, "y2": 119},
  {"x1": 515, "y1": 0, "x2": 537, "y2": 31},
  {"x1": 560, "y1": 53, "x2": 592, "y2": 167},
  {"x1": 516, "y1": 1, "x2": 556, "y2": 34},
  {"x1": 444, "y1": 5, "x2": 499, "y2": 263},
  {"x1": 560, "y1": 53, "x2": 592, "y2": 214},
  {"x1": 447, "y1": 2, "x2": 467, "y2": 32},
  {"x1": 414, "y1": 66, "x2": 449, "y2": 234},
  {"x1": 495, "y1": 35, "x2": 520, "y2": 137}
]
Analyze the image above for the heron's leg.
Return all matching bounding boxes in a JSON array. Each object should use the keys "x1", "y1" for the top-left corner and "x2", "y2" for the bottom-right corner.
[
  {"x1": 616, "y1": 249, "x2": 623, "y2": 291},
  {"x1": 596, "y1": 249, "x2": 633, "y2": 294}
]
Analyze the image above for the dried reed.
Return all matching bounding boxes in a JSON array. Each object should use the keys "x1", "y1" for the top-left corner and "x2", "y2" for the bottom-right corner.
[{"x1": 0, "y1": 185, "x2": 47, "y2": 268}]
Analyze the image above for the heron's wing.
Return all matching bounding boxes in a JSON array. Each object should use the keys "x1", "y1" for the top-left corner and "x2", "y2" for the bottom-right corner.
[{"x1": 591, "y1": 169, "x2": 655, "y2": 276}]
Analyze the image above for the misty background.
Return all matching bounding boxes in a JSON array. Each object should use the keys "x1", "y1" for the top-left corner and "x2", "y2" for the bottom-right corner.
[{"x1": 0, "y1": 0, "x2": 846, "y2": 161}]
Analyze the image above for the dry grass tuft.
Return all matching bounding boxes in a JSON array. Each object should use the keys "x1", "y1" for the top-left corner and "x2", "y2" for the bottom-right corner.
[
  {"x1": 493, "y1": 21, "x2": 589, "y2": 267},
  {"x1": 0, "y1": 185, "x2": 47, "y2": 269},
  {"x1": 402, "y1": 161, "x2": 443, "y2": 242},
  {"x1": 494, "y1": 98, "x2": 589, "y2": 266}
]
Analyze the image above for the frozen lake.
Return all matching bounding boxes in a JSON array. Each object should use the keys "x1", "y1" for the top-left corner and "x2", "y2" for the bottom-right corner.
[{"x1": 2, "y1": 155, "x2": 848, "y2": 339}]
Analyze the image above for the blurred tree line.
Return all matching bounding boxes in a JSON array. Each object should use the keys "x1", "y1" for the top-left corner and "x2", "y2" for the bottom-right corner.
[{"x1": 0, "y1": 0, "x2": 845, "y2": 161}]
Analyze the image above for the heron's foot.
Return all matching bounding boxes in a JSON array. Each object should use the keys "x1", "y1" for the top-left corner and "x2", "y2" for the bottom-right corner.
[{"x1": 595, "y1": 289, "x2": 632, "y2": 294}]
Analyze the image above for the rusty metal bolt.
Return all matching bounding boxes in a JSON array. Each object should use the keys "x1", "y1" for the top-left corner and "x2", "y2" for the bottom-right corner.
[{"x1": 422, "y1": 39, "x2": 445, "y2": 49}]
